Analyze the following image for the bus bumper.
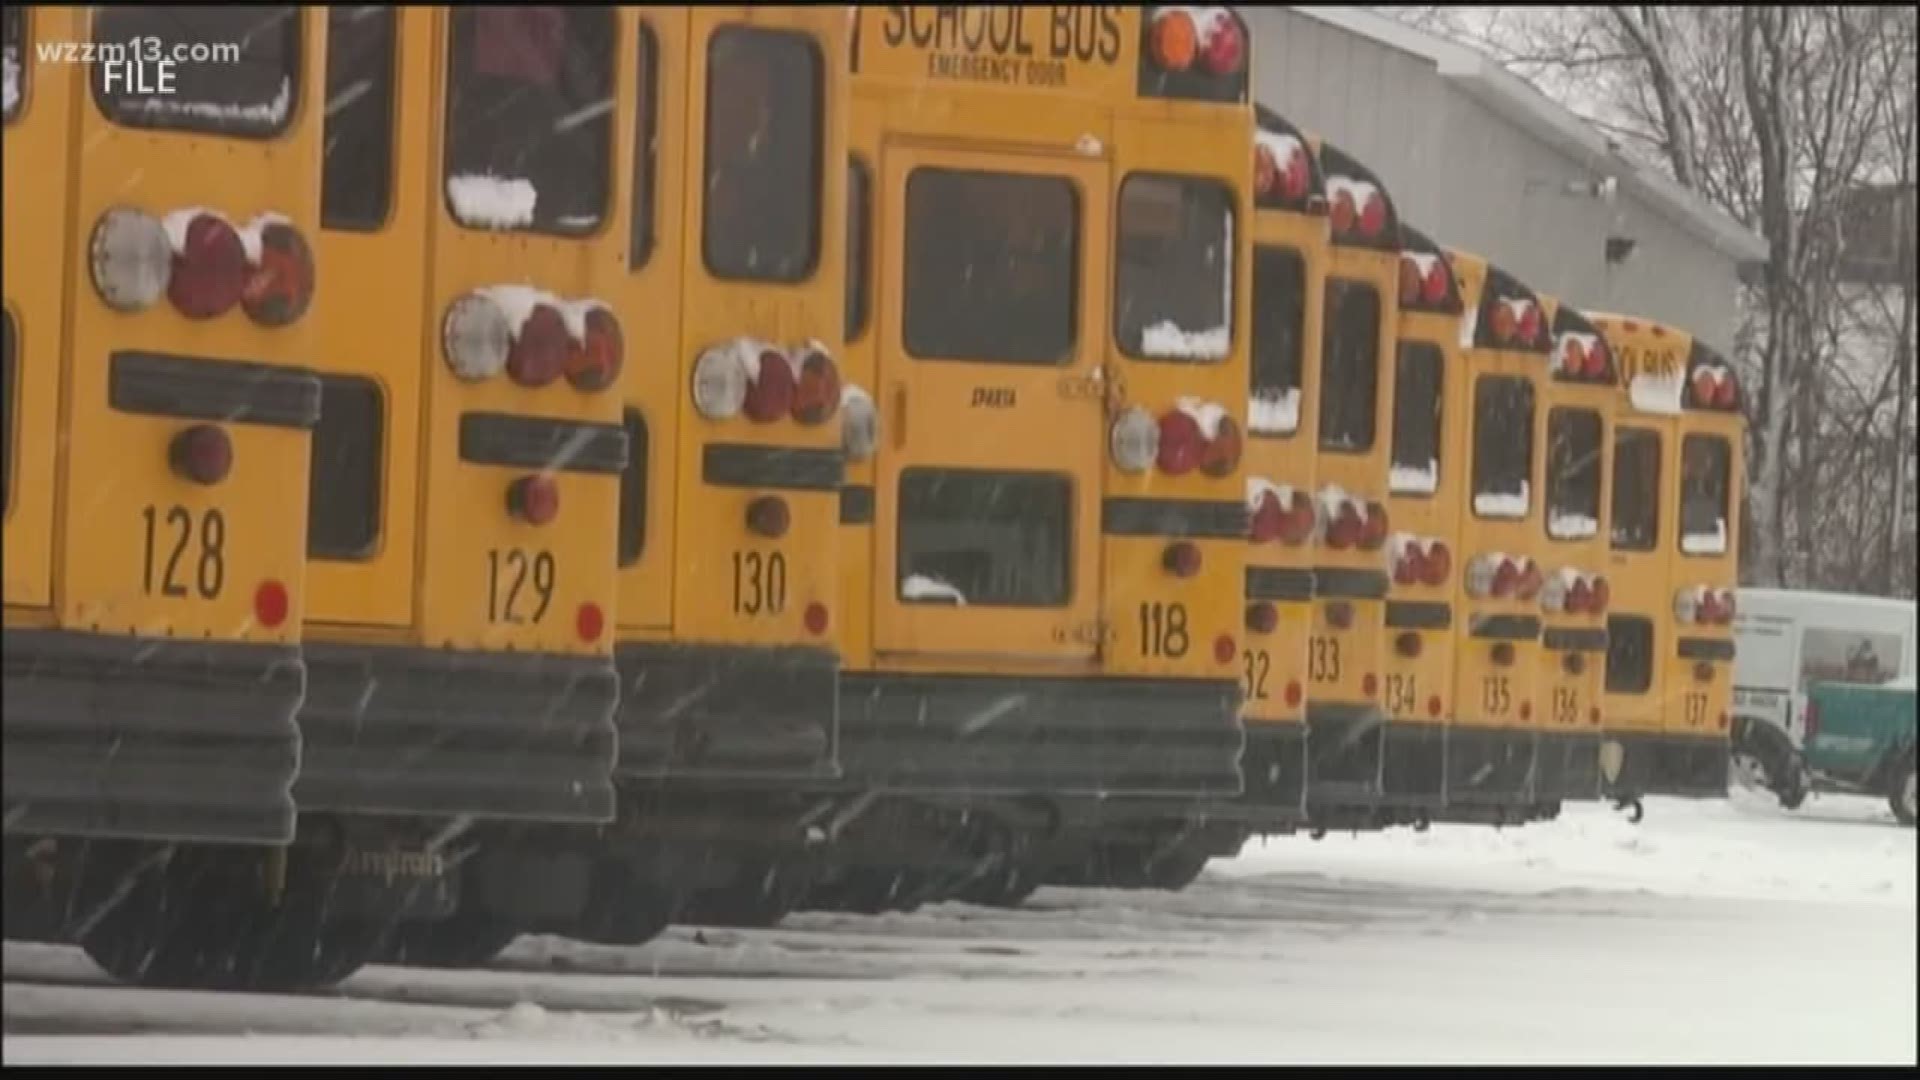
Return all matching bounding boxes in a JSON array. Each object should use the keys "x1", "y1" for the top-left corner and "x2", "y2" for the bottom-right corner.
[
  {"x1": 1380, "y1": 721, "x2": 1447, "y2": 808},
  {"x1": 2, "y1": 628, "x2": 302, "y2": 845},
  {"x1": 294, "y1": 643, "x2": 618, "y2": 823},
  {"x1": 1535, "y1": 730, "x2": 1603, "y2": 802},
  {"x1": 1444, "y1": 724, "x2": 1536, "y2": 806},
  {"x1": 614, "y1": 643, "x2": 839, "y2": 784},
  {"x1": 1228, "y1": 721, "x2": 1309, "y2": 826},
  {"x1": 837, "y1": 673, "x2": 1243, "y2": 798},
  {"x1": 1305, "y1": 699, "x2": 1386, "y2": 806},
  {"x1": 1601, "y1": 732, "x2": 1729, "y2": 800}
]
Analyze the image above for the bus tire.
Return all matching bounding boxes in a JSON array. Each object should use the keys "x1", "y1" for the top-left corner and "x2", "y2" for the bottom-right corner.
[
  {"x1": 952, "y1": 863, "x2": 1040, "y2": 909},
  {"x1": 1890, "y1": 751, "x2": 1916, "y2": 827},
  {"x1": 572, "y1": 859, "x2": 672, "y2": 946},
  {"x1": 377, "y1": 910, "x2": 520, "y2": 970}
]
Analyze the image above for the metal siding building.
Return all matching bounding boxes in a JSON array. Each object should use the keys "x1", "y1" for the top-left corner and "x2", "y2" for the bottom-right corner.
[{"x1": 1242, "y1": 6, "x2": 1768, "y2": 352}]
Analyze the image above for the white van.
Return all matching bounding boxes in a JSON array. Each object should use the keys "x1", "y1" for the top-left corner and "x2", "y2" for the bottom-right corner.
[{"x1": 1730, "y1": 588, "x2": 1918, "y2": 802}]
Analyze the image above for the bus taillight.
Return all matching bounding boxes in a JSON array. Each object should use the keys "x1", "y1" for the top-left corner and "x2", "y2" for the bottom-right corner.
[
  {"x1": 1246, "y1": 602, "x2": 1279, "y2": 634},
  {"x1": 508, "y1": 474, "x2": 560, "y2": 526},
  {"x1": 1200, "y1": 416, "x2": 1243, "y2": 477},
  {"x1": 167, "y1": 212, "x2": 248, "y2": 320},
  {"x1": 1421, "y1": 542, "x2": 1451, "y2": 586},
  {"x1": 692, "y1": 342, "x2": 751, "y2": 420},
  {"x1": 792, "y1": 347, "x2": 842, "y2": 425},
  {"x1": 1398, "y1": 257, "x2": 1423, "y2": 306},
  {"x1": 1157, "y1": 409, "x2": 1204, "y2": 475},
  {"x1": 843, "y1": 386, "x2": 879, "y2": 460},
  {"x1": 89, "y1": 208, "x2": 173, "y2": 312},
  {"x1": 567, "y1": 307, "x2": 624, "y2": 392},
  {"x1": 1359, "y1": 501, "x2": 1389, "y2": 551},
  {"x1": 1149, "y1": 9, "x2": 1198, "y2": 71},
  {"x1": 1590, "y1": 576, "x2": 1610, "y2": 614},
  {"x1": 1198, "y1": 10, "x2": 1245, "y2": 75},
  {"x1": 507, "y1": 304, "x2": 570, "y2": 388},
  {"x1": 170, "y1": 424, "x2": 233, "y2": 486},
  {"x1": 1357, "y1": 191, "x2": 1387, "y2": 239},
  {"x1": 1324, "y1": 502, "x2": 1362, "y2": 551},
  {"x1": 743, "y1": 348, "x2": 797, "y2": 423},
  {"x1": 240, "y1": 220, "x2": 315, "y2": 327},
  {"x1": 746, "y1": 495, "x2": 791, "y2": 539},
  {"x1": 443, "y1": 293, "x2": 513, "y2": 382},
  {"x1": 1112, "y1": 407, "x2": 1160, "y2": 473},
  {"x1": 1422, "y1": 260, "x2": 1449, "y2": 304},
  {"x1": 1250, "y1": 488, "x2": 1285, "y2": 542},
  {"x1": 1163, "y1": 540, "x2": 1203, "y2": 578},
  {"x1": 1279, "y1": 493, "x2": 1317, "y2": 546}
]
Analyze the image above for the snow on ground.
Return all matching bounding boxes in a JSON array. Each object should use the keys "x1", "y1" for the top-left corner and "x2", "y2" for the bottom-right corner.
[{"x1": 5, "y1": 794, "x2": 1913, "y2": 1064}]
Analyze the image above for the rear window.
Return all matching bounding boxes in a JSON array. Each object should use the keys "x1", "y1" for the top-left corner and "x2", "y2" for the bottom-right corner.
[
  {"x1": 321, "y1": 6, "x2": 396, "y2": 231},
  {"x1": 1318, "y1": 279, "x2": 1380, "y2": 453},
  {"x1": 444, "y1": 7, "x2": 614, "y2": 236},
  {"x1": 617, "y1": 409, "x2": 648, "y2": 568},
  {"x1": 703, "y1": 27, "x2": 822, "y2": 282},
  {"x1": 306, "y1": 376, "x2": 384, "y2": 561},
  {"x1": 4, "y1": 6, "x2": 25, "y2": 123},
  {"x1": 898, "y1": 469, "x2": 1071, "y2": 608},
  {"x1": 1545, "y1": 408, "x2": 1603, "y2": 541},
  {"x1": 628, "y1": 25, "x2": 658, "y2": 268},
  {"x1": 1605, "y1": 615, "x2": 1655, "y2": 695},
  {"x1": 93, "y1": 7, "x2": 301, "y2": 138},
  {"x1": 903, "y1": 169, "x2": 1079, "y2": 365},
  {"x1": 1250, "y1": 245, "x2": 1305, "y2": 436},
  {"x1": 1114, "y1": 175, "x2": 1234, "y2": 363},
  {"x1": 1388, "y1": 342, "x2": 1443, "y2": 496},
  {"x1": 1610, "y1": 427, "x2": 1661, "y2": 551},
  {"x1": 1470, "y1": 375, "x2": 1533, "y2": 519},
  {"x1": 2, "y1": 310, "x2": 13, "y2": 515},
  {"x1": 1678, "y1": 434, "x2": 1731, "y2": 556},
  {"x1": 846, "y1": 155, "x2": 872, "y2": 342}
]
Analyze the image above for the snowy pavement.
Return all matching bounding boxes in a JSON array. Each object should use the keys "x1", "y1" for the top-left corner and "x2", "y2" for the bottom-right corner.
[{"x1": 5, "y1": 790, "x2": 1913, "y2": 1064}]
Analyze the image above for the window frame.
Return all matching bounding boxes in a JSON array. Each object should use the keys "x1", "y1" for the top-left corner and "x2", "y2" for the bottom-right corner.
[
  {"x1": 627, "y1": 20, "x2": 659, "y2": 269},
  {"x1": 1249, "y1": 243, "x2": 1307, "y2": 440}
]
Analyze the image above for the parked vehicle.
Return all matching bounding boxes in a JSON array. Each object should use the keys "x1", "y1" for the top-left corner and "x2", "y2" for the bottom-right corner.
[{"x1": 1801, "y1": 678, "x2": 1916, "y2": 825}]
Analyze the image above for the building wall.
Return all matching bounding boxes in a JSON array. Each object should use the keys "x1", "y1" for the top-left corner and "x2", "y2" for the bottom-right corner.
[{"x1": 1243, "y1": 7, "x2": 1746, "y2": 351}]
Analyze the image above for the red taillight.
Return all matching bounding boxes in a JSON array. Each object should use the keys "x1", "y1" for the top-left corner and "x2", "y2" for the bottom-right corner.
[
  {"x1": 1590, "y1": 576, "x2": 1610, "y2": 614},
  {"x1": 1584, "y1": 343, "x2": 1610, "y2": 379},
  {"x1": 1325, "y1": 503, "x2": 1361, "y2": 550},
  {"x1": 1359, "y1": 501, "x2": 1389, "y2": 551},
  {"x1": 1516, "y1": 561, "x2": 1544, "y2": 601},
  {"x1": 1285, "y1": 680, "x2": 1304, "y2": 707},
  {"x1": 1428, "y1": 695, "x2": 1444, "y2": 718},
  {"x1": 1150, "y1": 9, "x2": 1198, "y2": 70},
  {"x1": 169, "y1": 424, "x2": 233, "y2": 486},
  {"x1": 1157, "y1": 410, "x2": 1205, "y2": 475},
  {"x1": 169, "y1": 214, "x2": 248, "y2": 319},
  {"x1": 1394, "y1": 631, "x2": 1421, "y2": 659},
  {"x1": 805, "y1": 602, "x2": 830, "y2": 636},
  {"x1": 1357, "y1": 192, "x2": 1387, "y2": 239},
  {"x1": 1164, "y1": 540, "x2": 1203, "y2": 578},
  {"x1": 1421, "y1": 260, "x2": 1449, "y2": 304},
  {"x1": 1331, "y1": 189, "x2": 1357, "y2": 234},
  {"x1": 746, "y1": 495, "x2": 791, "y2": 539},
  {"x1": 576, "y1": 602, "x2": 605, "y2": 643},
  {"x1": 568, "y1": 307, "x2": 624, "y2": 392},
  {"x1": 1362, "y1": 672, "x2": 1379, "y2": 696},
  {"x1": 1697, "y1": 590, "x2": 1723, "y2": 624},
  {"x1": 254, "y1": 580, "x2": 290, "y2": 629},
  {"x1": 507, "y1": 304, "x2": 570, "y2": 388},
  {"x1": 1492, "y1": 557, "x2": 1519, "y2": 597},
  {"x1": 1718, "y1": 588, "x2": 1736, "y2": 622},
  {"x1": 1394, "y1": 543, "x2": 1426, "y2": 586},
  {"x1": 1517, "y1": 303, "x2": 1541, "y2": 344},
  {"x1": 1490, "y1": 302, "x2": 1517, "y2": 344},
  {"x1": 1255, "y1": 144, "x2": 1280, "y2": 200},
  {"x1": 1198, "y1": 12, "x2": 1244, "y2": 75},
  {"x1": 1714, "y1": 375, "x2": 1739, "y2": 409},
  {"x1": 1564, "y1": 652, "x2": 1586, "y2": 676},
  {"x1": 1420, "y1": 542, "x2": 1451, "y2": 587},
  {"x1": 240, "y1": 221, "x2": 314, "y2": 327},
  {"x1": 1561, "y1": 338, "x2": 1587, "y2": 377},
  {"x1": 744, "y1": 350, "x2": 796, "y2": 422},
  {"x1": 1246, "y1": 602, "x2": 1279, "y2": 634},
  {"x1": 1281, "y1": 146, "x2": 1310, "y2": 203},
  {"x1": 1213, "y1": 634, "x2": 1237, "y2": 665},
  {"x1": 1399, "y1": 258, "x2": 1424, "y2": 306},
  {"x1": 508, "y1": 474, "x2": 560, "y2": 526},
  {"x1": 1491, "y1": 641, "x2": 1516, "y2": 667},
  {"x1": 1325, "y1": 601, "x2": 1355, "y2": 630},
  {"x1": 1693, "y1": 660, "x2": 1715, "y2": 683},
  {"x1": 1200, "y1": 416, "x2": 1243, "y2": 478},
  {"x1": 1279, "y1": 495, "x2": 1316, "y2": 546},
  {"x1": 1250, "y1": 490, "x2": 1285, "y2": 543},
  {"x1": 1567, "y1": 576, "x2": 1593, "y2": 614},
  {"x1": 792, "y1": 349, "x2": 842, "y2": 425}
]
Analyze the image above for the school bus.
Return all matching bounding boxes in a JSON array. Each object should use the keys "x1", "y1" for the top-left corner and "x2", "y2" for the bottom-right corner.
[
  {"x1": 1232, "y1": 106, "x2": 1326, "y2": 829},
  {"x1": 817, "y1": 4, "x2": 1254, "y2": 910},
  {"x1": 1298, "y1": 138, "x2": 1403, "y2": 822},
  {"x1": 3, "y1": 7, "x2": 330, "y2": 986},
  {"x1": 1590, "y1": 313, "x2": 1741, "y2": 807},
  {"x1": 1530, "y1": 297, "x2": 1617, "y2": 811},
  {"x1": 1440, "y1": 249, "x2": 1552, "y2": 819},
  {"x1": 1374, "y1": 225, "x2": 1469, "y2": 818}
]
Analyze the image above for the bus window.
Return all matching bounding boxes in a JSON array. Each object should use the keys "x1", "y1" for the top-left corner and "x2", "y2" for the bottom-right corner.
[
  {"x1": 1471, "y1": 375, "x2": 1533, "y2": 518},
  {"x1": 846, "y1": 155, "x2": 872, "y2": 342},
  {"x1": 628, "y1": 24, "x2": 658, "y2": 268},
  {"x1": 93, "y1": 7, "x2": 300, "y2": 138},
  {"x1": 903, "y1": 169, "x2": 1078, "y2": 365},
  {"x1": 307, "y1": 375, "x2": 384, "y2": 560},
  {"x1": 1318, "y1": 279, "x2": 1380, "y2": 453},
  {"x1": 1610, "y1": 427, "x2": 1660, "y2": 551},
  {"x1": 1389, "y1": 342, "x2": 1442, "y2": 495},
  {"x1": 3, "y1": 5, "x2": 24, "y2": 123},
  {"x1": 1115, "y1": 175, "x2": 1234, "y2": 362},
  {"x1": 703, "y1": 27, "x2": 822, "y2": 282},
  {"x1": 444, "y1": 7, "x2": 613, "y2": 235},
  {"x1": 1249, "y1": 245, "x2": 1304, "y2": 436},
  {"x1": 321, "y1": 6, "x2": 396, "y2": 231},
  {"x1": 1679, "y1": 434, "x2": 1730, "y2": 556},
  {"x1": 898, "y1": 469, "x2": 1071, "y2": 607},
  {"x1": 617, "y1": 408, "x2": 648, "y2": 568},
  {"x1": 2, "y1": 311, "x2": 12, "y2": 514},
  {"x1": 1605, "y1": 615, "x2": 1655, "y2": 694},
  {"x1": 1545, "y1": 408, "x2": 1602, "y2": 540}
]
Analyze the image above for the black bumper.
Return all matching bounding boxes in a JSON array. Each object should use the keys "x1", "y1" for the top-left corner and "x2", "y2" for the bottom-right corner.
[
  {"x1": 1305, "y1": 700, "x2": 1386, "y2": 804},
  {"x1": 1238, "y1": 722, "x2": 1309, "y2": 819},
  {"x1": 1445, "y1": 725, "x2": 1536, "y2": 806},
  {"x1": 837, "y1": 672, "x2": 1243, "y2": 798},
  {"x1": 1380, "y1": 722, "x2": 1447, "y2": 808},
  {"x1": 1535, "y1": 730, "x2": 1602, "y2": 803},
  {"x1": 294, "y1": 642, "x2": 617, "y2": 823},
  {"x1": 615, "y1": 642, "x2": 838, "y2": 784},
  {"x1": 2, "y1": 628, "x2": 301, "y2": 845},
  {"x1": 1601, "y1": 732, "x2": 1728, "y2": 800}
]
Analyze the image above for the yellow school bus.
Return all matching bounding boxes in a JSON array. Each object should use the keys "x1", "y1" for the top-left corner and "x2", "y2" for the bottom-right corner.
[
  {"x1": 1374, "y1": 225, "x2": 1469, "y2": 819},
  {"x1": 1299, "y1": 139, "x2": 1402, "y2": 822},
  {"x1": 1234, "y1": 105, "x2": 1326, "y2": 828},
  {"x1": 818, "y1": 4, "x2": 1254, "y2": 910},
  {"x1": 1440, "y1": 249, "x2": 1551, "y2": 820},
  {"x1": 1590, "y1": 314, "x2": 1742, "y2": 808},
  {"x1": 3, "y1": 6, "x2": 330, "y2": 985},
  {"x1": 1530, "y1": 297, "x2": 1617, "y2": 812}
]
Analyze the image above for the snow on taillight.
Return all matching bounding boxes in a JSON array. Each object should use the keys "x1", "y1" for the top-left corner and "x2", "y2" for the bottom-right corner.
[
  {"x1": 1490, "y1": 556, "x2": 1521, "y2": 598},
  {"x1": 238, "y1": 215, "x2": 314, "y2": 327},
  {"x1": 1421, "y1": 541, "x2": 1450, "y2": 586},
  {"x1": 1158, "y1": 408, "x2": 1204, "y2": 475},
  {"x1": 1200, "y1": 416, "x2": 1243, "y2": 478},
  {"x1": 1692, "y1": 363, "x2": 1740, "y2": 410},
  {"x1": 743, "y1": 346, "x2": 797, "y2": 423},
  {"x1": 443, "y1": 292, "x2": 513, "y2": 382},
  {"x1": 1255, "y1": 131, "x2": 1311, "y2": 205},
  {"x1": 1465, "y1": 554, "x2": 1500, "y2": 598},
  {"x1": 89, "y1": 207, "x2": 173, "y2": 312},
  {"x1": 1248, "y1": 479, "x2": 1286, "y2": 543},
  {"x1": 791, "y1": 345, "x2": 841, "y2": 425},
  {"x1": 1325, "y1": 503, "x2": 1362, "y2": 551},
  {"x1": 567, "y1": 305, "x2": 624, "y2": 392},
  {"x1": 842, "y1": 385, "x2": 879, "y2": 461},
  {"x1": 1196, "y1": 8, "x2": 1243, "y2": 74},
  {"x1": 164, "y1": 210, "x2": 248, "y2": 320},
  {"x1": 1566, "y1": 575, "x2": 1593, "y2": 614},
  {"x1": 1390, "y1": 534, "x2": 1427, "y2": 586},
  {"x1": 1673, "y1": 585, "x2": 1703, "y2": 624},
  {"x1": 1515, "y1": 559, "x2": 1543, "y2": 600},
  {"x1": 1357, "y1": 190, "x2": 1387, "y2": 239},
  {"x1": 692, "y1": 339, "x2": 754, "y2": 420}
]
